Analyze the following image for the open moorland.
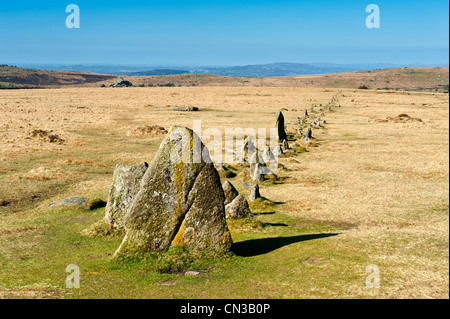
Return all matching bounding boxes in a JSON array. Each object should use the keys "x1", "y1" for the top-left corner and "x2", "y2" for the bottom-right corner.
[{"x1": 0, "y1": 79, "x2": 448, "y2": 298}]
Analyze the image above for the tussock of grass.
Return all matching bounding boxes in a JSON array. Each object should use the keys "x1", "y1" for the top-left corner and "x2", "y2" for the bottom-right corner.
[
  {"x1": 291, "y1": 146, "x2": 308, "y2": 153},
  {"x1": 114, "y1": 246, "x2": 233, "y2": 274},
  {"x1": 248, "y1": 197, "x2": 279, "y2": 212},
  {"x1": 219, "y1": 170, "x2": 237, "y2": 178},
  {"x1": 81, "y1": 219, "x2": 125, "y2": 238}
]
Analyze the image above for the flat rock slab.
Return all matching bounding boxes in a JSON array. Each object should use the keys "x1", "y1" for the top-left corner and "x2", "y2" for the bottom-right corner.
[
  {"x1": 184, "y1": 271, "x2": 201, "y2": 276},
  {"x1": 50, "y1": 197, "x2": 106, "y2": 210},
  {"x1": 173, "y1": 106, "x2": 199, "y2": 112}
]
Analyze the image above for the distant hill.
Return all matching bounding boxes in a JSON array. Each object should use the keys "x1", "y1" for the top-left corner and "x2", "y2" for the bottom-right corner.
[
  {"x1": 0, "y1": 65, "x2": 115, "y2": 88},
  {"x1": 0, "y1": 64, "x2": 448, "y2": 92},
  {"x1": 12, "y1": 62, "x2": 449, "y2": 78},
  {"x1": 190, "y1": 62, "x2": 351, "y2": 77},
  {"x1": 126, "y1": 69, "x2": 189, "y2": 76}
]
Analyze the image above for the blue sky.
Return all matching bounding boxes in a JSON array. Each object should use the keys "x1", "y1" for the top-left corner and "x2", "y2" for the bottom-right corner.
[{"x1": 0, "y1": 0, "x2": 448, "y2": 65}]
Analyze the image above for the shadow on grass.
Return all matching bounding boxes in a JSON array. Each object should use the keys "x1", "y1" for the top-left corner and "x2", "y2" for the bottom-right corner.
[
  {"x1": 262, "y1": 222, "x2": 289, "y2": 227},
  {"x1": 232, "y1": 233, "x2": 339, "y2": 257},
  {"x1": 252, "y1": 212, "x2": 276, "y2": 216}
]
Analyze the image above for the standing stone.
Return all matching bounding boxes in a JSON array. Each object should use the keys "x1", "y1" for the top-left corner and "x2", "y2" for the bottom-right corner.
[
  {"x1": 222, "y1": 181, "x2": 239, "y2": 205},
  {"x1": 249, "y1": 184, "x2": 261, "y2": 202},
  {"x1": 105, "y1": 162, "x2": 149, "y2": 229},
  {"x1": 303, "y1": 127, "x2": 312, "y2": 144},
  {"x1": 240, "y1": 136, "x2": 256, "y2": 162},
  {"x1": 282, "y1": 139, "x2": 289, "y2": 152},
  {"x1": 251, "y1": 163, "x2": 265, "y2": 182},
  {"x1": 276, "y1": 111, "x2": 287, "y2": 142},
  {"x1": 249, "y1": 150, "x2": 265, "y2": 174},
  {"x1": 114, "y1": 126, "x2": 232, "y2": 256},
  {"x1": 262, "y1": 146, "x2": 275, "y2": 165},
  {"x1": 262, "y1": 146, "x2": 278, "y2": 174},
  {"x1": 225, "y1": 195, "x2": 252, "y2": 219},
  {"x1": 273, "y1": 145, "x2": 284, "y2": 156}
]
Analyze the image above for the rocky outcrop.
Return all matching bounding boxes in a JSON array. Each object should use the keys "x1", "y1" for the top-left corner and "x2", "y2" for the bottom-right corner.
[{"x1": 109, "y1": 77, "x2": 133, "y2": 87}]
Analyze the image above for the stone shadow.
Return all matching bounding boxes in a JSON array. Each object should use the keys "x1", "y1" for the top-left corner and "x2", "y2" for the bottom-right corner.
[{"x1": 232, "y1": 233, "x2": 339, "y2": 257}]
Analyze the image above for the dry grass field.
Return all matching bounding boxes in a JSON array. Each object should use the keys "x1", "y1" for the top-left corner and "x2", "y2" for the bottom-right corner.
[{"x1": 0, "y1": 85, "x2": 448, "y2": 298}]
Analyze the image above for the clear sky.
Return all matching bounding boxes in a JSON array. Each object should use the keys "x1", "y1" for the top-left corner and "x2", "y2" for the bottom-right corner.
[{"x1": 0, "y1": 0, "x2": 448, "y2": 66}]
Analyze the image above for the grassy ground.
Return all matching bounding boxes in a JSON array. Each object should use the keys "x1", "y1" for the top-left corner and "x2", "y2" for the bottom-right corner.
[{"x1": 0, "y1": 87, "x2": 448, "y2": 298}]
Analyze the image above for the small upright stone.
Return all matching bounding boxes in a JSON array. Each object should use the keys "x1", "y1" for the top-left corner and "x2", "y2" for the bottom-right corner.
[
  {"x1": 240, "y1": 136, "x2": 256, "y2": 162},
  {"x1": 303, "y1": 127, "x2": 312, "y2": 144},
  {"x1": 276, "y1": 111, "x2": 288, "y2": 142},
  {"x1": 249, "y1": 184, "x2": 261, "y2": 202},
  {"x1": 282, "y1": 139, "x2": 289, "y2": 152},
  {"x1": 225, "y1": 195, "x2": 252, "y2": 219},
  {"x1": 262, "y1": 146, "x2": 275, "y2": 164},
  {"x1": 105, "y1": 162, "x2": 149, "y2": 229},
  {"x1": 273, "y1": 145, "x2": 284, "y2": 156},
  {"x1": 251, "y1": 163, "x2": 265, "y2": 182},
  {"x1": 222, "y1": 181, "x2": 239, "y2": 205}
]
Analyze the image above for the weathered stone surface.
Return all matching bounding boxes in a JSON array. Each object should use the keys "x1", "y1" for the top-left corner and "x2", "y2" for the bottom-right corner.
[
  {"x1": 262, "y1": 146, "x2": 278, "y2": 173},
  {"x1": 251, "y1": 163, "x2": 265, "y2": 182},
  {"x1": 302, "y1": 127, "x2": 312, "y2": 144},
  {"x1": 240, "y1": 136, "x2": 256, "y2": 163},
  {"x1": 225, "y1": 195, "x2": 252, "y2": 219},
  {"x1": 262, "y1": 146, "x2": 275, "y2": 164},
  {"x1": 276, "y1": 111, "x2": 287, "y2": 142},
  {"x1": 105, "y1": 162, "x2": 149, "y2": 229},
  {"x1": 240, "y1": 137, "x2": 255, "y2": 153},
  {"x1": 305, "y1": 127, "x2": 312, "y2": 139},
  {"x1": 114, "y1": 126, "x2": 232, "y2": 256},
  {"x1": 249, "y1": 184, "x2": 261, "y2": 202},
  {"x1": 249, "y1": 150, "x2": 266, "y2": 176},
  {"x1": 223, "y1": 181, "x2": 239, "y2": 205}
]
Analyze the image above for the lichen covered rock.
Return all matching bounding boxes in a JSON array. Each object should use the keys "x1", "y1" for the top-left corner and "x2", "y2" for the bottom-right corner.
[
  {"x1": 222, "y1": 181, "x2": 239, "y2": 205},
  {"x1": 249, "y1": 184, "x2": 261, "y2": 202},
  {"x1": 114, "y1": 126, "x2": 232, "y2": 256},
  {"x1": 225, "y1": 195, "x2": 252, "y2": 219},
  {"x1": 104, "y1": 162, "x2": 149, "y2": 229}
]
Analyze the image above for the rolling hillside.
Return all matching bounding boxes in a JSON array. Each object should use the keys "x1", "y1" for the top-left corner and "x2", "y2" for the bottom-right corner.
[{"x1": 0, "y1": 64, "x2": 448, "y2": 92}]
